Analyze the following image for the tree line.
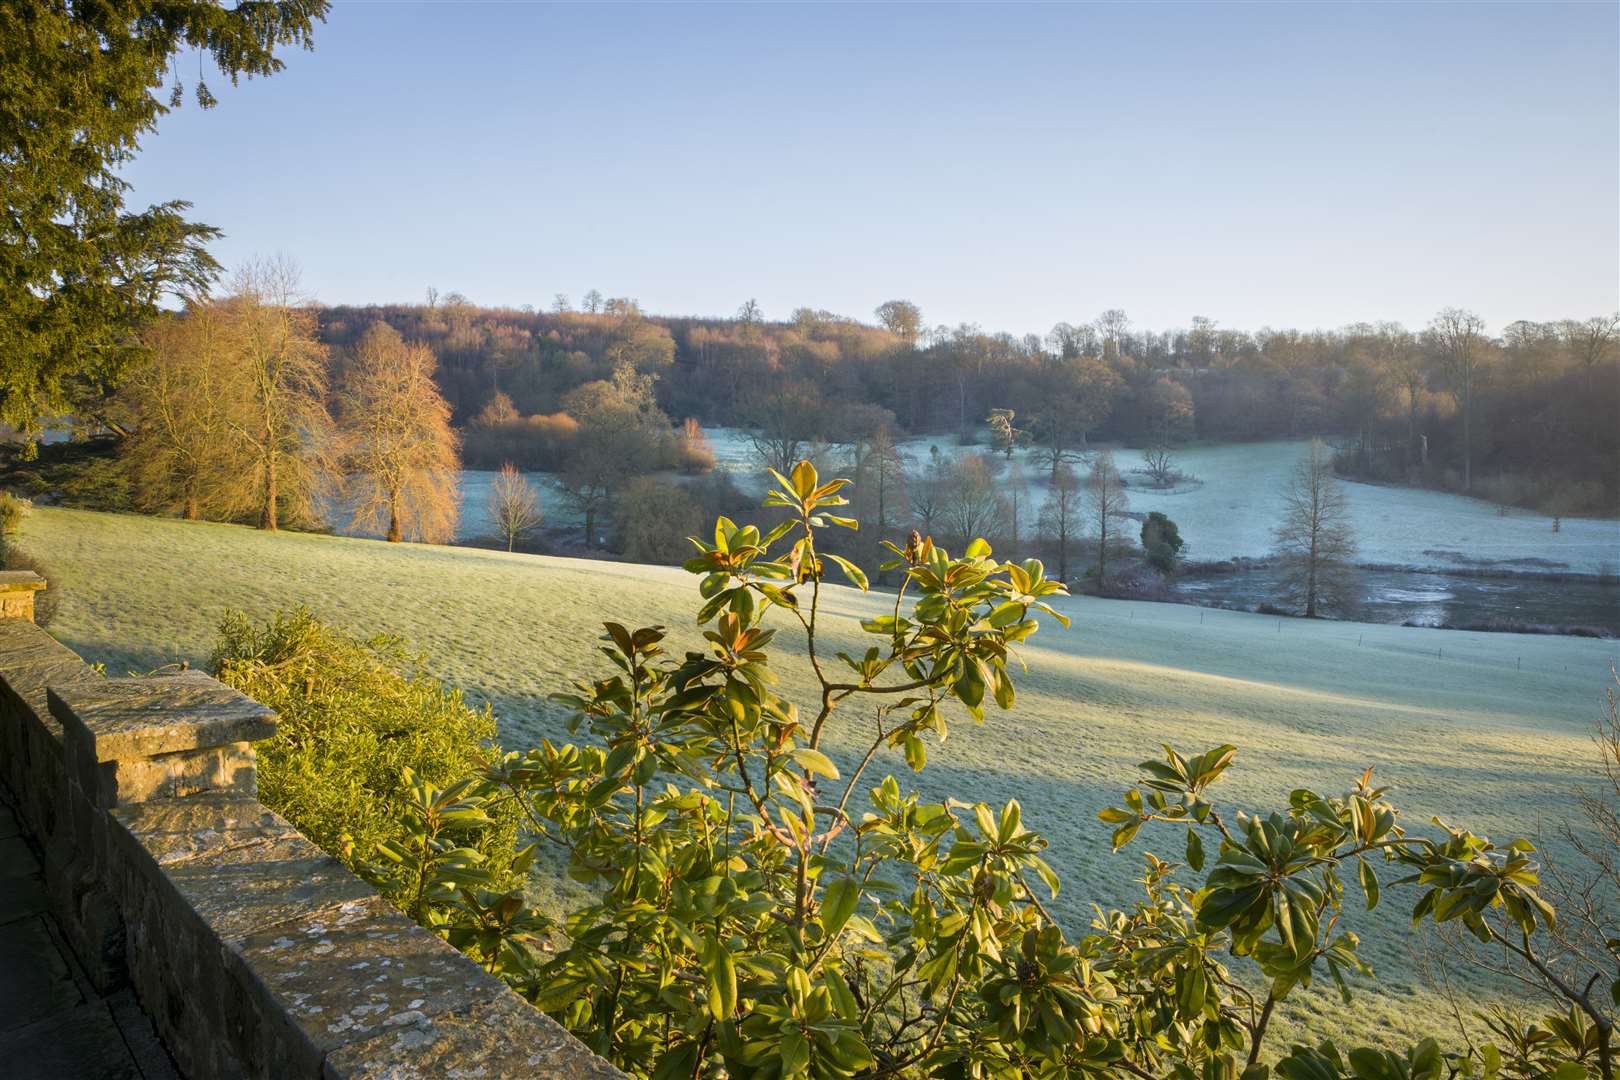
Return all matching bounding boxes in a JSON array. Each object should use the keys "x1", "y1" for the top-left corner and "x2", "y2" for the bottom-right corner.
[{"x1": 318, "y1": 297, "x2": 1620, "y2": 515}]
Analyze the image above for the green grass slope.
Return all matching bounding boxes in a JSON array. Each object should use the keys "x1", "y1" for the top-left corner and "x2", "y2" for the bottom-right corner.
[{"x1": 22, "y1": 506, "x2": 1619, "y2": 1050}]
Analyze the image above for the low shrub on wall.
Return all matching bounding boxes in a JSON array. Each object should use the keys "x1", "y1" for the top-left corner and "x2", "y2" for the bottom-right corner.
[{"x1": 211, "y1": 607, "x2": 521, "y2": 901}]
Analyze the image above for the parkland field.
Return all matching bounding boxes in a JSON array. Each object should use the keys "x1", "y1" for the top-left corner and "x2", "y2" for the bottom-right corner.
[{"x1": 24, "y1": 505, "x2": 1619, "y2": 1049}]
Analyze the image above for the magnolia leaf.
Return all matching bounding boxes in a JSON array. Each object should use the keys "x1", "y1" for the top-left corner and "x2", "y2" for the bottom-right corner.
[{"x1": 791, "y1": 747, "x2": 839, "y2": 779}]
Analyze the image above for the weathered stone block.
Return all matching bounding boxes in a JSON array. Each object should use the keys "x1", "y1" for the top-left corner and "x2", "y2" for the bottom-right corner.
[
  {"x1": 226, "y1": 895, "x2": 512, "y2": 1076},
  {"x1": 111, "y1": 795, "x2": 295, "y2": 868},
  {"x1": 49, "y1": 671, "x2": 276, "y2": 763},
  {"x1": 99, "y1": 741, "x2": 259, "y2": 805},
  {"x1": 0, "y1": 570, "x2": 45, "y2": 623},
  {"x1": 324, "y1": 991, "x2": 627, "y2": 1080},
  {"x1": 158, "y1": 836, "x2": 373, "y2": 945}
]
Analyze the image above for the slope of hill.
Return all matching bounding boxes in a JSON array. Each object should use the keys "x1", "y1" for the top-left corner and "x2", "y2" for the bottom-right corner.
[{"x1": 20, "y1": 506, "x2": 1618, "y2": 1049}]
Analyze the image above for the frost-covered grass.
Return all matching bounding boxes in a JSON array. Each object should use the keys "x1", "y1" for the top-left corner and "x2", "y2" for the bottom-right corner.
[
  {"x1": 26, "y1": 505, "x2": 1619, "y2": 1051},
  {"x1": 701, "y1": 429, "x2": 1620, "y2": 575},
  {"x1": 360, "y1": 432, "x2": 1620, "y2": 578}
]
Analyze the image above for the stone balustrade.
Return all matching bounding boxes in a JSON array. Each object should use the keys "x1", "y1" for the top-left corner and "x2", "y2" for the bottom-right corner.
[{"x1": 0, "y1": 580, "x2": 622, "y2": 1079}]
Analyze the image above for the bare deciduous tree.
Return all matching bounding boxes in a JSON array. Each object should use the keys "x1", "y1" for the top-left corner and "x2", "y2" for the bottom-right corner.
[
  {"x1": 1003, "y1": 459, "x2": 1028, "y2": 555},
  {"x1": 1427, "y1": 307, "x2": 1488, "y2": 491},
  {"x1": 909, "y1": 446, "x2": 945, "y2": 536},
  {"x1": 228, "y1": 257, "x2": 334, "y2": 531},
  {"x1": 1030, "y1": 356, "x2": 1120, "y2": 482},
  {"x1": 1038, "y1": 463, "x2": 1083, "y2": 583},
  {"x1": 937, "y1": 454, "x2": 1003, "y2": 551},
  {"x1": 1085, "y1": 449, "x2": 1129, "y2": 588},
  {"x1": 1274, "y1": 438, "x2": 1357, "y2": 617},
  {"x1": 488, "y1": 461, "x2": 543, "y2": 552},
  {"x1": 742, "y1": 379, "x2": 823, "y2": 478},
  {"x1": 1143, "y1": 445, "x2": 1177, "y2": 487},
  {"x1": 1093, "y1": 308, "x2": 1131, "y2": 358},
  {"x1": 337, "y1": 321, "x2": 460, "y2": 543},
  {"x1": 117, "y1": 305, "x2": 251, "y2": 520},
  {"x1": 847, "y1": 424, "x2": 909, "y2": 536}
]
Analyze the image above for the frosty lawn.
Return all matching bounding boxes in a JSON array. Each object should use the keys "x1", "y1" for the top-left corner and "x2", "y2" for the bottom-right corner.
[
  {"x1": 441, "y1": 434, "x2": 1620, "y2": 576},
  {"x1": 24, "y1": 505, "x2": 1619, "y2": 1050}
]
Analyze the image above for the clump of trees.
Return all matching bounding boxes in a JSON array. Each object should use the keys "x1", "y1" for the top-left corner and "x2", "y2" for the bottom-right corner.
[
  {"x1": 261, "y1": 464, "x2": 1612, "y2": 1079},
  {"x1": 1275, "y1": 438, "x2": 1358, "y2": 617},
  {"x1": 117, "y1": 263, "x2": 464, "y2": 543},
  {"x1": 117, "y1": 261, "x2": 338, "y2": 531},
  {"x1": 556, "y1": 364, "x2": 678, "y2": 547}
]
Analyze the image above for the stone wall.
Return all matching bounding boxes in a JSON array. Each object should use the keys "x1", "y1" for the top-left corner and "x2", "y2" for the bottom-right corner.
[{"x1": 0, "y1": 576, "x2": 622, "y2": 1079}]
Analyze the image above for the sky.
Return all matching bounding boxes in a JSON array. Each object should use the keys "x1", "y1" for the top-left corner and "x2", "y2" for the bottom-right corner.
[{"x1": 123, "y1": 1, "x2": 1620, "y2": 338}]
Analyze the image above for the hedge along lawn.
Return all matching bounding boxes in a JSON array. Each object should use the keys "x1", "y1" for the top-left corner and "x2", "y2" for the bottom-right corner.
[{"x1": 23, "y1": 505, "x2": 1619, "y2": 1051}]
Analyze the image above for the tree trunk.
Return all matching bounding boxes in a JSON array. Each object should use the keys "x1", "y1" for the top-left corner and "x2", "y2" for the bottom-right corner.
[
  {"x1": 387, "y1": 492, "x2": 402, "y2": 543},
  {"x1": 1097, "y1": 514, "x2": 1108, "y2": 588},
  {"x1": 584, "y1": 505, "x2": 596, "y2": 548},
  {"x1": 184, "y1": 490, "x2": 199, "y2": 521},
  {"x1": 1305, "y1": 529, "x2": 1318, "y2": 617},
  {"x1": 1462, "y1": 381, "x2": 1472, "y2": 491},
  {"x1": 260, "y1": 449, "x2": 278, "y2": 531}
]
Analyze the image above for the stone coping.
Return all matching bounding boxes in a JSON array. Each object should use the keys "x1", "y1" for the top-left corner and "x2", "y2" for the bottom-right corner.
[
  {"x1": 49, "y1": 671, "x2": 277, "y2": 761},
  {"x1": 0, "y1": 570, "x2": 46, "y2": 592},
  {"x1": 2, "y1": 615, "x2": 626, "y2": 1078}
]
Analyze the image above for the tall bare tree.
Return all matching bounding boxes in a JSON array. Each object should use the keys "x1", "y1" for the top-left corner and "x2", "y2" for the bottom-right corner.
[
  {"x1": 847, "y1": 424, "x2": 909, "y2": 536},
  {"x1": 1093, "y1": 308, "x2": 1131, "y2": 359},
  {"x1": 1085, "y1": 449, "x2": 1129, "y2": 588},
  {"x1": 742, "y1": 379, "x2": 824, "y2": 478},
  {"x1": 337, "y1": 322, "x2": 460, "y2": 543},
  {"x1": 1003, "y1": 459, "x2": 1029, "y2": 554},
  {"x1": 1365, "y1": 322, "x2": 1424, "y2": 452},
  {"x1": 488, "y1": 461, "x2": 543, "y2": 551},
  {"x1": 228, "y1": 257, "x2": 334, "y2": 531},
  {"x1": 1274, "y1": 438, "x2": 1357, "y2": 617},
  {"x1": 1427, "y1": 307, "x2": 1488, "y2": 491},
  {"x1": 1030, "y1": 356, "x2": 1121, "y2": 482},
  {"x1": 910, "y1": 446, "x2": 946, "y2": 536},
  {"x1": 937, "y1": 454, "x2": 1003, "y2": 550},
  {"x1": 1038, "y1": 463, "x2": 1083, "y2": 583},
  {"x1": 117, "y1": 304, "x2": 252, "y2": 519}
]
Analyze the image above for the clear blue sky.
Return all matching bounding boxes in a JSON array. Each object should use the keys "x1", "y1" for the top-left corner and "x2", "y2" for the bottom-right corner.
[{"x1": 124, "y1": 1, "x2": 1619, "y2": 336}]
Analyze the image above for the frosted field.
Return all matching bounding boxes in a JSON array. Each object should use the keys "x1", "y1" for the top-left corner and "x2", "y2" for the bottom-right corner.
[
  {"x1": 358, "y1": 432, "x2": 1618, "y2": 577},
  {"x1": 694, "y1": 429, "x2": 1620, "y2": 574},
  {"x1": 20, "y1": 505, "x2": 1620, "y2": 1051}
]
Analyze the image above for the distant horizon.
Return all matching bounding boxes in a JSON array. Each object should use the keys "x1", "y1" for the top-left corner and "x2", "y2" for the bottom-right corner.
[
  {"x1": 126, "y1": 1, "x2": 1619, "y2": 336},
  {"x1": 298, "y1": 290, "x2": 1611, "y2": 341}
]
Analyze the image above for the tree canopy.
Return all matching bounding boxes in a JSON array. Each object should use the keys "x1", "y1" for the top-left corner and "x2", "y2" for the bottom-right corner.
[{"x1": 0, "y1": 0, "x2": 326, "y2": 445}]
